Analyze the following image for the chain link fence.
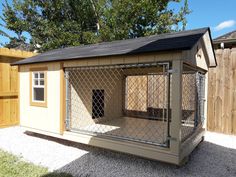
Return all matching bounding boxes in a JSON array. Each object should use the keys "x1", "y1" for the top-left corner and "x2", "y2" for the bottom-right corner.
[
  {"x1": 65, "y1": 63, "x2": 171, "y2": 146},
  {"x1": 181, "y1": 71, "x2": 205, "y2": 142}
]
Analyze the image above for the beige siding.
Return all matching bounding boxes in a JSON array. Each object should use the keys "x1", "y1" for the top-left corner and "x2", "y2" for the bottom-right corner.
[
  {"x1": 19, "y1": 63, "x2": 61, "y2": 134},
  {"x1": 126, "y1": 76, "x2": 147, "y2": 111},
  {"x1": 182, "y1": 39, "x2": 209, "y2": 71},
  {"x1": 194, "y1": 41, "x2": 208, "y2": 70},
  {"x1": 63, "y1": 52, "x2": 182, "y2": 68},
  {"x1": 69, "y1": 68, "x2": 123, "y2": 129}
]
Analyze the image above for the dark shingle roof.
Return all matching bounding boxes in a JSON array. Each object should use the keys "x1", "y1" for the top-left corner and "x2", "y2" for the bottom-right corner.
[
  {"x1": 13, "y1": 28, "x2": 209, "y2": 65},
  {"x1": 214, "y1": 30, "x2": 236, "y2": 40},
  {"x1": 213, "y1": 30, "x2": 236, "y2": 49}
]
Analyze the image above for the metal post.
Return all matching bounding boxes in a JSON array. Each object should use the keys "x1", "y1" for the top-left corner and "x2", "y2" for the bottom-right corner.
[
  {"x1": 159, "y1": 62, "x2": 171, "y2": 147},
  {"x1": 196, "y1": 73, "x2": 206, "y2": 126},
  {"x1": 65, "y1": 70, "x2": 70, "y2": 130},
  {"x1": 194, "y1": 73, "x2": 199, "y2": 128},
  {"x1": 166, "y1": 63, "x2": 171, "y2": 147},
  {"x1": 200, "y1": 74, "x2": 206, "y2": 123}
]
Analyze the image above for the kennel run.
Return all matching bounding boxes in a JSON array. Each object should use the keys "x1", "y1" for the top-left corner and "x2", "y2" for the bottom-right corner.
[
  {"x1": 65, "y1": 62, "x2": 205, "y2": 146},
  {"x1": 14, "y1": 28, "x2": 216, "y2": 165}
]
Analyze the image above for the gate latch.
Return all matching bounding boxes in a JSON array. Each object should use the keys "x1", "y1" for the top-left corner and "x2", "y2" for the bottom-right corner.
[
  {"x1": 167, "y1": 69, "x2": 177, "y2": 74},
  {"x1": 166, "y1": 136, "x2": 177, "y2": 141}
]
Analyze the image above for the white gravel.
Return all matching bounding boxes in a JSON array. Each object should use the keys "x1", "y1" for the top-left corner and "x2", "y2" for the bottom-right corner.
[
  {"x1": 0, "y1": 127, "x2": 88, "y2": 171},
  {"x1": 0, "y1": 126, "x2": 235, "y2": 177}
]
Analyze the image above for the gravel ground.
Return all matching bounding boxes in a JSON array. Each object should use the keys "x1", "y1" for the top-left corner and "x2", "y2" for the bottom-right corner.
[{"x1": 0, "y1": 126, "x2": 235, "y2": 177}]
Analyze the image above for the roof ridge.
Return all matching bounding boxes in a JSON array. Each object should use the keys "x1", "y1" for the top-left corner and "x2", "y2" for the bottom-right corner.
[{"x1": 40, "y1": 27, "x2": 209, "y2": 54}]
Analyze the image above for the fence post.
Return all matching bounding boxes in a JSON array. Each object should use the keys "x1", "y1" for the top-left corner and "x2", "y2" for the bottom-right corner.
[{"x1": 170, "y1": 59, "x2": 182, "y2": 157}]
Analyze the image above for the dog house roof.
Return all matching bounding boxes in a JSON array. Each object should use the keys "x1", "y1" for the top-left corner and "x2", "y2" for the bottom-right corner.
[{"x1": 13, "y1": 27, "x2": 216, "y2": 66}]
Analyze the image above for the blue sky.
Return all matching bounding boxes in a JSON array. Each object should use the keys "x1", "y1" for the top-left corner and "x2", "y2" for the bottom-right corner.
[
  {"x1": 0, "y1": 0, "x2": 236, "y2": 46},
  {"x1": 171, "y1": 0, "x2": 236, "y2": 37}
]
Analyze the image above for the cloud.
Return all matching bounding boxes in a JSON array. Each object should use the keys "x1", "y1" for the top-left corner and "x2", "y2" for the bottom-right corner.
[{"x1": 214, "y1": 20, "x2": 236, "y2": 31}]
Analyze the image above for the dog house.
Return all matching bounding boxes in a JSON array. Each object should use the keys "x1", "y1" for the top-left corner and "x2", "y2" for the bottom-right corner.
[{"x1": 14, "y1": 28, "x2": 216, "y2": 165}]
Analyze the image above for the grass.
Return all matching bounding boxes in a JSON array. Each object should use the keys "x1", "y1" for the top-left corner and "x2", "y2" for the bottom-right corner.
[{"x1": 0, "y1": 149, "x2": 72, "y2": 177}]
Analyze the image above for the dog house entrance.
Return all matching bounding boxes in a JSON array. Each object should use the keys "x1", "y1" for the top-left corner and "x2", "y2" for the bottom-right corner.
[
  {"x1": 65, "y1": 63, "x2": 171, "y2": 146},
  {"x1": 92, "y1": 89, "x2": 105, "y2": 119}
]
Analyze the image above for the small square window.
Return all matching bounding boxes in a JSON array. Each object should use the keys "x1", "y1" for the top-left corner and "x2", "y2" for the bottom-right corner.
[
  {"x1": 32, "y1": 71, "x2": 46, "y2": 103},
  {"x1": 34, "y1": 73, "x2": 38, "y2": 78},
  {"x1": 34, "y1": 80, "x2": 39, "y2": 86},
  {"x1": 40, "y1": 80, "x2": 44, "y2": 86},
  {"x1": 40, "y1": 73, "x2": 44, "y2": 78},
  {"x1": 33, "y1": 87, "x2": 44, "y2": 101}
]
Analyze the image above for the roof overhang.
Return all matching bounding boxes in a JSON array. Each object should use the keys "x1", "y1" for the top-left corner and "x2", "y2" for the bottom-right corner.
[
  {"x1": 12, "y1": 27, "x2": 217, "y2": 68},
  {"x1": 201, "y1": 29, "x2": 217, "y2": 67}
]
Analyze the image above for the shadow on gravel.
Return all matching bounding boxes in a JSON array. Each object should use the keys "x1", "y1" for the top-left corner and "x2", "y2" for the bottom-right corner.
[
  {"x1": 41, "y1": 172, "x2": 73, "y2": 177},
  {"x1": 26, "y1": 131, "x2": 236, "y2": 177}
]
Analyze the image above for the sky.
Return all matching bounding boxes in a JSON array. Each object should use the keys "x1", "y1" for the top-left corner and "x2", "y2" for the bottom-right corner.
[
  {"x1": 171, "y1": 0, "x2": 236, "y2": 37},
  {"x1": 0, "y1": 0, "x2": 236, "y2": 46}
]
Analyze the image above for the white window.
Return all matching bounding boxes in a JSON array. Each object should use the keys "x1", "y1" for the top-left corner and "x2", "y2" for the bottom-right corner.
[{"x1": 32, "y1": 71, "x2": 45, "y2": 102}]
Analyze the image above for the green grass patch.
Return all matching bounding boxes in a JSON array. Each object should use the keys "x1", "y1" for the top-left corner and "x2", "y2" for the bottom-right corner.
[
  {"x1": 0, "y1": 149, "x2": 48, "y2": 177},
  {"x1": 0, "y1": 149, "x2": 73, "y2": 177}
]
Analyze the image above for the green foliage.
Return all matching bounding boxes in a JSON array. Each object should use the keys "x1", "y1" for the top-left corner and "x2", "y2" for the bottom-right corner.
[
  {"x1": 0, "y1": 149, "x2": 48, "y2": 177},
  {"x1": 0, "y1": 149, "x2": 73, "y2": 177},
  {"x1": 4, "y1": 36, "x2": 31, "y2": 50},
  {"x1": 98, "y1": 0, "x2": 191, "y2": 41},
  {"x1": 1, "y1": 0, "x2": 191, "y2": 52}
]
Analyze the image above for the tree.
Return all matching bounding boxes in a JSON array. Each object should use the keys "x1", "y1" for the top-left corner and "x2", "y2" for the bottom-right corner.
[
  {"x1": 98, "y1": 0, "x2": 191, "y2": 41},
  {"x1": 0, "y1": 0, "x2": 190, "y2": 52},
  {"x1": 0, "y1": 0, "x2": 29, "y2": 49},
  {"x1": 1, "y1": 0, "x2": 99, "y2": 51}
]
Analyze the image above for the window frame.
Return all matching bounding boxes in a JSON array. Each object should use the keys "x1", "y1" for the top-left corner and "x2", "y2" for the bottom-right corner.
[{"x1": 30, "y1": 67, "x2": 48, "y2": 107}]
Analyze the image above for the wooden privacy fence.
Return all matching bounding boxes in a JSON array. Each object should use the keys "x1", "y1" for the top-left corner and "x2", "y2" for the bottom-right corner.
[
  {"x1": 208, "y1": 48, "x2": 236, "y2": 134},
  {"x1": 0, "y1": 48, "x2": 36, "y2": 128}
]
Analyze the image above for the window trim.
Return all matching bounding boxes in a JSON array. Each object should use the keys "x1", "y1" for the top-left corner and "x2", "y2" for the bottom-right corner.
[{"x1": 30, "y1": 67, "x2": 48, "y2": 107}]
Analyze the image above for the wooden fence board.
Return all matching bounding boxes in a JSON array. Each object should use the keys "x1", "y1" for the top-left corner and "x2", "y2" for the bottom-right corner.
[
  {"x1": 0, "y1": 58, "x2": 19, "y2": 127},
  {"x1": 0, "y1": 49, "x2": 35, "y2": 128},
  {"x1": 207, "y1": 48, "x2": 236, "y2": 134}
]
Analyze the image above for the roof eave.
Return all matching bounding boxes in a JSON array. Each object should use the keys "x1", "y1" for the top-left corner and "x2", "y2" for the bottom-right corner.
[
  {"x1": 207, "y1": 28, "x2": 217, "y2": 67},
  {"x1": 12, "y1": 48, "x2": 187, "y2": 66},
  {"x1": 213, "y1": 38, "x2": 236, "y2": 45}
]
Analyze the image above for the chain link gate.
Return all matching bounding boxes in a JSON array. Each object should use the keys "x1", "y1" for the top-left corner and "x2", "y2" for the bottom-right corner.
[
  {"x1": 181, "y1": 70, "x2": 206, "y2": 142},
  {"x1": 65, "y1": 62, "x2": 171, "y2": 147}
]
